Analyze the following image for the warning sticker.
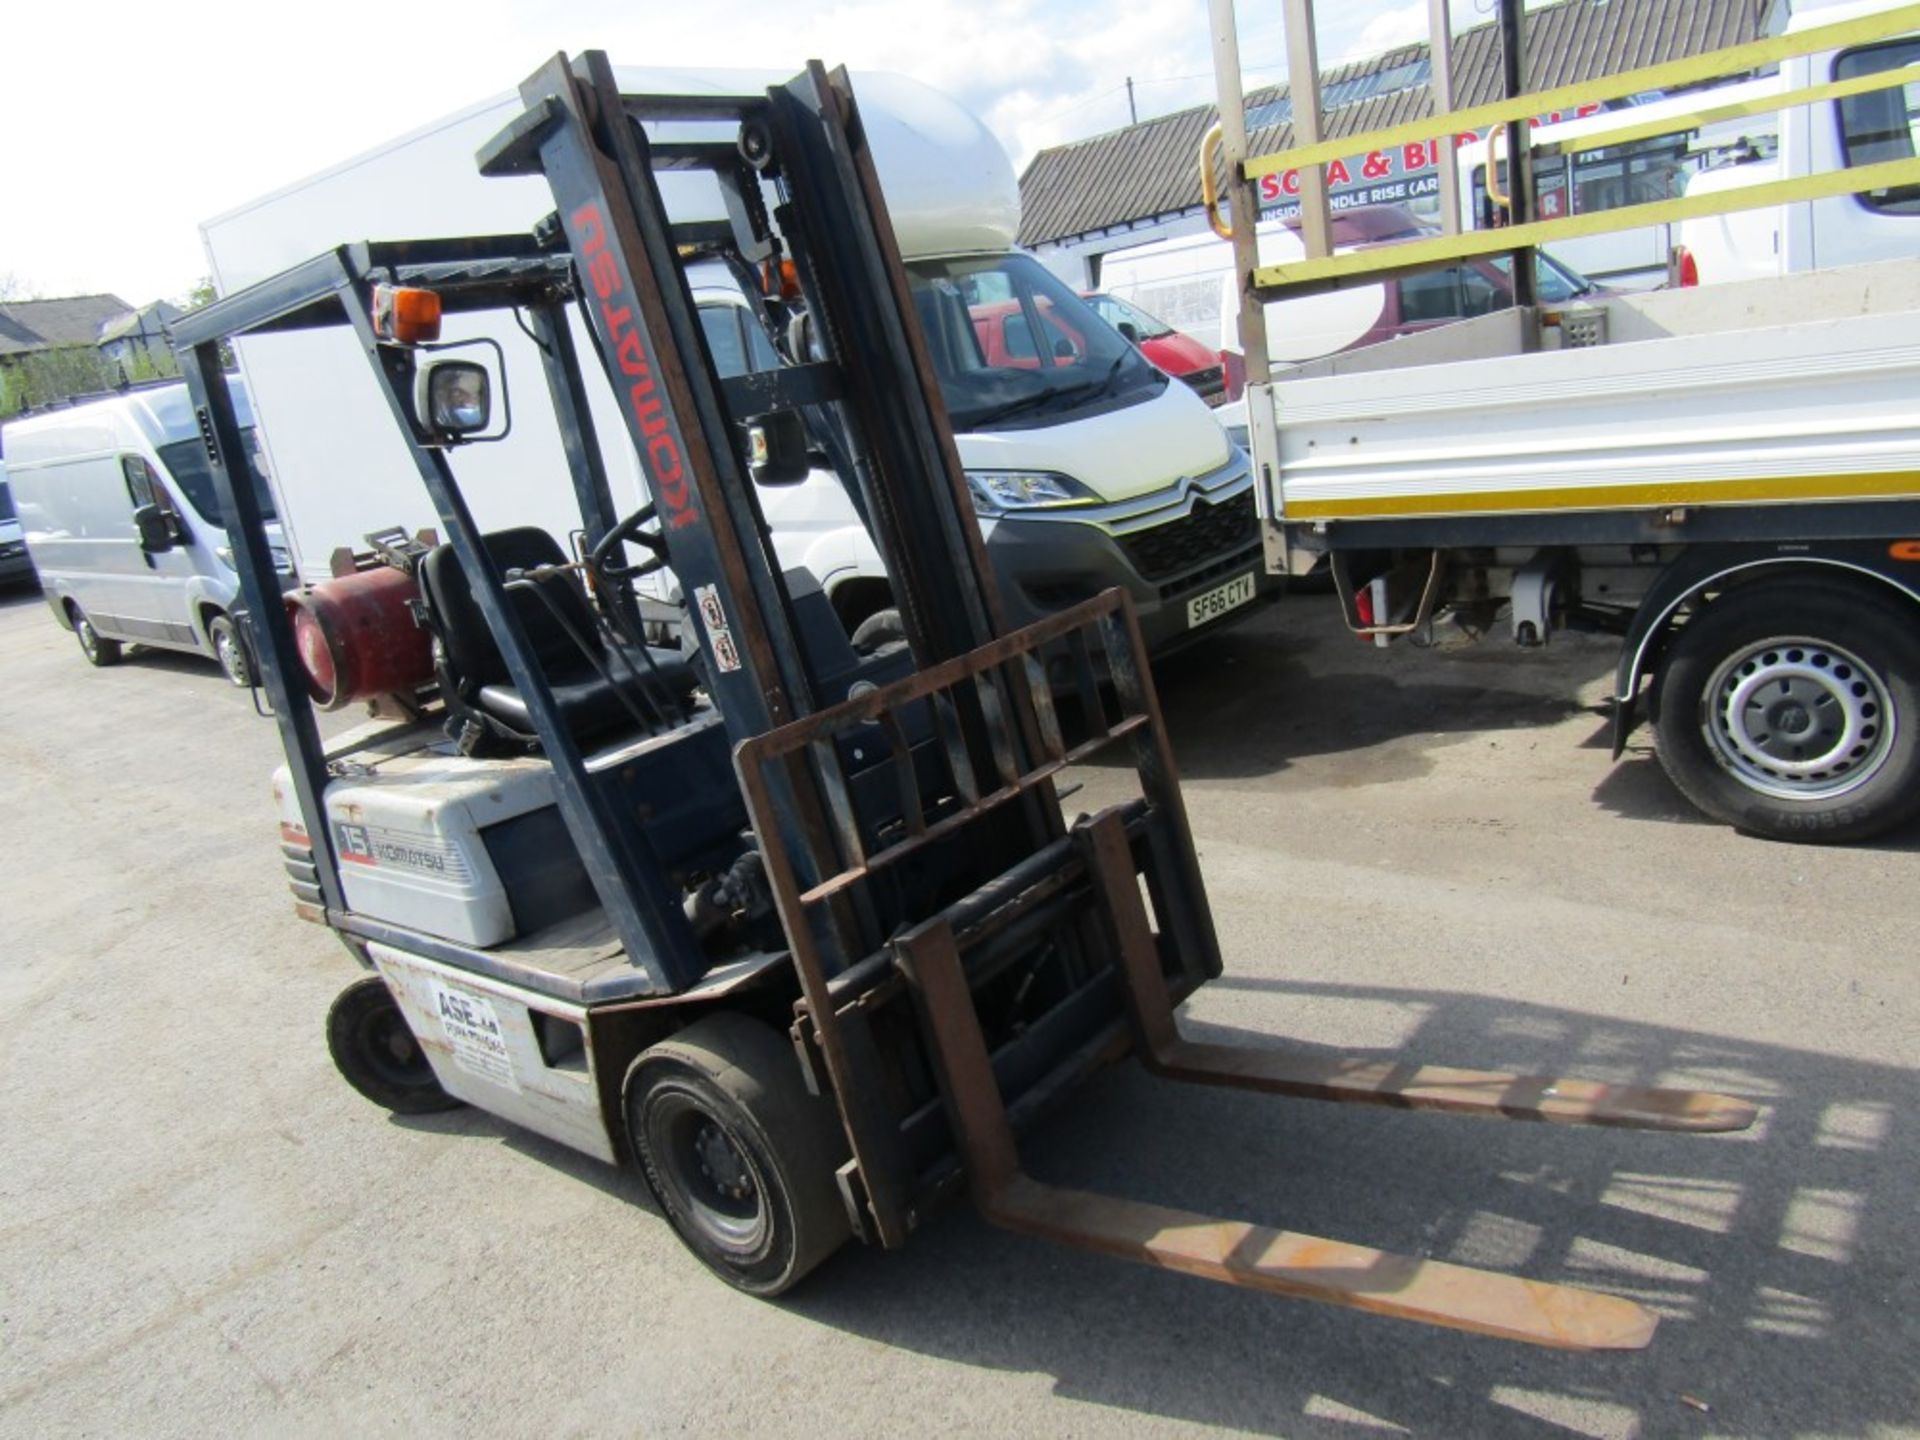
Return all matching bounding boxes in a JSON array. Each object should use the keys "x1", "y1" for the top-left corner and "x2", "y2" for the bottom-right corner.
[
  {"x1": 692, "y1": 583, "x2": 743, "y2": 674},
  {"x1": 428, "y1": 981, "x2": 519, "y2": 1092}
]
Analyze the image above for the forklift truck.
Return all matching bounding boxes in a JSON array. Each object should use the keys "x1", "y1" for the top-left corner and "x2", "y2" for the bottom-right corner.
[{"x1": 174, "y1": 52, "x2": 1755, "y2": 1346}]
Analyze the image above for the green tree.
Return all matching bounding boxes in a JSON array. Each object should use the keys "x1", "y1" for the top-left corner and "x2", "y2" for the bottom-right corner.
[{"x1": 1, "y1": 346, "x2": 119, "y2": 418}]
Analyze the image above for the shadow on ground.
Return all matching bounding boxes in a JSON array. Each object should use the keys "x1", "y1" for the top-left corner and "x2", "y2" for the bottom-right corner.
[
  {"x1": 1085, "y1": 613, "x2": 1609, "y2": 783},
  {"x1": 1596, "y1": 746, "x2": 1920, "y2": 850},
  {"x1": 762, "y1": 983, "x2": 1919, "y2": 1437}
]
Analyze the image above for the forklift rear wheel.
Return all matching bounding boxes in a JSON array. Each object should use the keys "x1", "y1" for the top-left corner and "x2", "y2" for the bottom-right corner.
[
  {"x1": 626, "y1": 1013, "x2": 850, "y2": 1297},
  {"x1": 71, "y1": 605, "x2": 122, "y2": 667},
  {"x1": 326, "y1": 976, "x2": 464, "y2": 1115}
]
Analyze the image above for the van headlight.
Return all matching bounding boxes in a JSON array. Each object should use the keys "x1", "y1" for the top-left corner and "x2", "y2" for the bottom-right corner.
[
  {"x1": 963, "y1": 469, "x2": 1096, "y2": 517},
  {"x1": 218, "y1": 543, "x2": 291, "y2": 572}
]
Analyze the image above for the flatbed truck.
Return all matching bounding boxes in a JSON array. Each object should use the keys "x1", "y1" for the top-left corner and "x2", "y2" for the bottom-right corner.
[{"x1": 1210, "y1": 0, "x2": 1920, "y2": 842}]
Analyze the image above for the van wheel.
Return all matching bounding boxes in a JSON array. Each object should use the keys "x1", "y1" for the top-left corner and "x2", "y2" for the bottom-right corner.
[
  {"x1": 1653, "y1": 584, "x2": 1920, "y2": 843},
  {"x1": 70, "y1": 605, "x2": 122, "y2": 667},
  {"x1": 625, "y1": 1013, "x2": 851, "y2": 1296},
  {"x1": 326, "y1": 976, "x2": 464, "y2": 1115},
  {"x1": 209, "y1": 613, "x2": 252, "y2": 687}
]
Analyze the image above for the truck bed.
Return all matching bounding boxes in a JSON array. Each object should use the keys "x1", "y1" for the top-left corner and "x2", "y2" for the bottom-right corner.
[{"x1": 1267, "y1": 260, "x2": 1920, "y2": 528}]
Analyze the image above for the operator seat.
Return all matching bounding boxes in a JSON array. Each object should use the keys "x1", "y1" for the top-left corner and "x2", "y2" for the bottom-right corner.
[{"x1": 417, "y1": 527, "x2": 696, "y2": 750}]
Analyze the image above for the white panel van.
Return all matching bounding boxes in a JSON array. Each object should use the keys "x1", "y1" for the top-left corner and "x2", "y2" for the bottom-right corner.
[{"x1": 3, "y1": 381, "x2": 285, "y2": 681}]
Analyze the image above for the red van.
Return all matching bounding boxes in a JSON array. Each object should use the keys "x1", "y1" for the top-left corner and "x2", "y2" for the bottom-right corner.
[{"x1": 1083, "y1": 293, "x2": 1229, "y2": 405}]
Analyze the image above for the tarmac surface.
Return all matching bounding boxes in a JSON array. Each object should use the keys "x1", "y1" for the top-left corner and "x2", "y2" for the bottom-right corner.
[{"x1": 2, "y1": 580, "x2": 1916, "y2": 1439}]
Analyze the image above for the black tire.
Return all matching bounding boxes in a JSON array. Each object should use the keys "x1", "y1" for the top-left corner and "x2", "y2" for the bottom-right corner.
[
  {"x1": 208, "y1": 612, "x2": 252, "y2": 687},
  {"x1": 326, "y1": 976, "x2": 464, "y2": 1115},
  {"x1": 70, "y1": 604, "x2": 122, "y2": 667},
  {"x1": 1653, "y1": 582, "x2": 1920, "y2": 843},
  {"x1": 625, "y1": 1012, "x2": 851, "y2": 1296},
  {"x1": 849, "y1": 606, "x2": 906, "y2": 655}
]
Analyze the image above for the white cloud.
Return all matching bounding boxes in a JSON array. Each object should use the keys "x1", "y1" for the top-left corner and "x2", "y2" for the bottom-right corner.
[
  {"x1": 1339, "y1": 4, "x2": 1433, "y2": 63},
  {"x1": 0, "y1": 0, "x2": 1451, "y2": 302}
]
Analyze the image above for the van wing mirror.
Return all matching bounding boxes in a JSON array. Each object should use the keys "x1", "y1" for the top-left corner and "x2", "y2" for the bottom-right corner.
[
  {"x1": 133, "y1": 503, "x2": 175, "y2": 553},
  {"x1": 743, "y1": 410, "x2": 811, "y2": 487}
]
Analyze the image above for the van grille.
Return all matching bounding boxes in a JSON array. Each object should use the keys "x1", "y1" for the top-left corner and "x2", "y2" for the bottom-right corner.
[{"x1": 1118, "y1": 491, "x2": 1255, "y2": 583}]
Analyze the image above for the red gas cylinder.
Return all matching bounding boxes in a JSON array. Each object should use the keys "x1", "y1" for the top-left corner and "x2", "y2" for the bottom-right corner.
[{"x1": 285, "y1": 567, "x2": 434, "y2": 710}]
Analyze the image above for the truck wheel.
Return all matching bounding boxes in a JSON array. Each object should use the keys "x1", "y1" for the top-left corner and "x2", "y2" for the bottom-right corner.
[
  {"x1": 209, "y1": 612, "x2": 252, "y2": 687},
  {"x1": 70, "y1": 605, "x2": 122, "y2": 667},
  {"x1": 625, "y1": 1012, "x2": 850, "y2": 1296},
  {"x1": 1653, "y1": 585, "x2": 1920, "y2": 843},
  {"x1": 326, "y1": 976, "x2": 464, "y2": 1114}
]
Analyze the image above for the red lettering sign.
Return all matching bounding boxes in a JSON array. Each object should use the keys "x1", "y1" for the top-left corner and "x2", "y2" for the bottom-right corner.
[{"x1": 572, "y1": 203, "x2": 697, "y2": 530}]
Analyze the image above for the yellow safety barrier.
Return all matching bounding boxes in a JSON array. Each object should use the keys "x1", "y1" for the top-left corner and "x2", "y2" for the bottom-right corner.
[
  {"x1": 1250, "y1": 156, "x2": 1920, "y2": 292},
  {"x1": 1239, "y1": 2, "x2": 1920, "y2": 181},
  {"x1": 1555, "y1": 61, "x2": 1920, "y2": 157}
]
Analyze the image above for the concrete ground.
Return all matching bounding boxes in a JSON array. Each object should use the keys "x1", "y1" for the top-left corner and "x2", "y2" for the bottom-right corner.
[{"x1": 1, "y1": 581, "x2": 1915, "y2": 1439}]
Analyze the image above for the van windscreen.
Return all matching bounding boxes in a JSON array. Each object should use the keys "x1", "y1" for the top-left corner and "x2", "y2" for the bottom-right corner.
[{"x1": 157, "y1": 429, "x2": 277, "y2": 526}]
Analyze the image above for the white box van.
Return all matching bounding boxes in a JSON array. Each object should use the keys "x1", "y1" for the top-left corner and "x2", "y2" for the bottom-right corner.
[
  {"x1": 3, "y1": 381, "x2": 285, "y2": 680},
  {"x1": 202, "y1": 67, "x2": 1269, "y2": 657}
]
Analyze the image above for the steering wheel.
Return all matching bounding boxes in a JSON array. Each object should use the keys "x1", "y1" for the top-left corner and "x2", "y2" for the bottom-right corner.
[{"x1": 590, "y1": 502, "x2": 669, "y2": 583}]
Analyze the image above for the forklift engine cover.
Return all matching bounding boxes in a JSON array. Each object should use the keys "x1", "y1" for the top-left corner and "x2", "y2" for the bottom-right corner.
[{"x1": 274, "y1": 724, "x2": 591, "y2": 946}]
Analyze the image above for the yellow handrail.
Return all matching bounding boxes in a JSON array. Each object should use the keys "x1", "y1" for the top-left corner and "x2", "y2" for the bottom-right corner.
[
  {"x1": 1484, "y1": 122, "x2": 1510, "y2": 213},
  {"x1": 1200, "y1": 122, "x2": 1233, "y2": 240}
]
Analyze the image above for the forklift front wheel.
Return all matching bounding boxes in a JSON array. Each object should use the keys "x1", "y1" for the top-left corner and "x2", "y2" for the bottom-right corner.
[
  {"x1": 625, "y1": 1013, "x2": 850, "y2": 1297},
  {"x1": 325, "y1": 976, "x2": 464, "y2": 1115}
]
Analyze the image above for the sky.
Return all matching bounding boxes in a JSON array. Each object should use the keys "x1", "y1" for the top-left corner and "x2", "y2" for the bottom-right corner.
[{"x1": 0, "y1": 0, "x2": 1833, "y2": 307}]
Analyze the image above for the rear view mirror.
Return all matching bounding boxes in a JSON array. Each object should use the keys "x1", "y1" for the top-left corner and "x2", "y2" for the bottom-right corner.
[
  {"x1": 132, "y1": 503, "x2": 175, "y2": 553},
  {"x1": 414, "y1": 359, "x2": 492, "y2": 439},
  {"x1": 743, "y1": 410, "x2": 811, "y2": 487},
  {"x1": 1117, "y1": 321, "x2": 1140, "y2": 345}
]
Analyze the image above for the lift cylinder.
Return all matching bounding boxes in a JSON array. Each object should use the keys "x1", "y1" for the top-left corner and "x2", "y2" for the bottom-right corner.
[{"x1": 286, "y1": 567, "x2": 433, "y2": 710}]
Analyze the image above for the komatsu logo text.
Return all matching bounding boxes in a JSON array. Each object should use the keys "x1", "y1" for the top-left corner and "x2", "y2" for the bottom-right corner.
[{"x1": 573, "y1": 202, "x2": 697, "y2": 530}]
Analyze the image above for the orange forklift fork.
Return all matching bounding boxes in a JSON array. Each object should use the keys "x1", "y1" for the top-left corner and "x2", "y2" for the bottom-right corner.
[{"x1": 897, "y1": 809, "x2": 1751, "y2": 1351}]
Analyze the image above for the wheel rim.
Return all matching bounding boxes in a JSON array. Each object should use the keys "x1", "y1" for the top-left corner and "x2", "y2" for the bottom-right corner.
[
  {"x1": 216, "y1": 627, "x2": 245, "y2": 683},
  {"x1": 354, "y1": 1006, "x2": 435, "y2": 1091},
  {"x1": 1702, "y1": 634, "x2": 1896, "y2": 801},
  {"x1": 76, "y1": 617, "x2": 98, "y2": 658},
  {"x1": 649, "y1": 1086, "x2": 770, "y2": 1256}
]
